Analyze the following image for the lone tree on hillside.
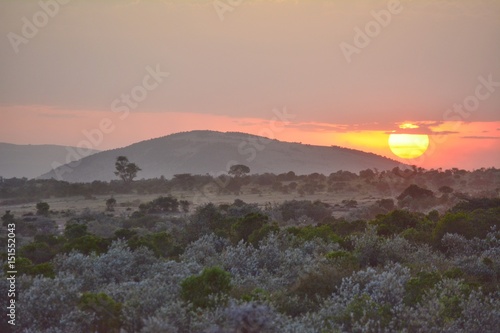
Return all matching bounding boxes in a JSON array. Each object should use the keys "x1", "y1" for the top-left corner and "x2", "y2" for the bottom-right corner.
[
  {"x1": 228, "y1": 164, "x2": 250, "y2": 177},
  {"x1": 114, "y1": 156, "x2": 141, "y2": 184}
]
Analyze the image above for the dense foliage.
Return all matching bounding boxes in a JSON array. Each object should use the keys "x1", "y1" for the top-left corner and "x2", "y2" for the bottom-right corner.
[{"x1": 0, "y1": 170, "x2": 499, "y2": 332}]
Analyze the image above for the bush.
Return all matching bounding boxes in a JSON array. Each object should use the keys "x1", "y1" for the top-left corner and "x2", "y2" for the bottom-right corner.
[
  {"x1": 106, "y1": 197, "x2": 117, "y2": 212},
  {"x1": 370, "y1": 210, "x2": 422, "y2": 236},
  {"x1": 63, "y1": 235, "x2": 111, "y2": 255},
  {"x1": 433, "y1": 212, "x2": 474, "y2": 243},
  {"x1": 287, "y1": 224, "x2": 341, "y2": 243},
  {"x1": 180, "y1": 266, "x2": 232, "y2": 308},
  {"x1": 139, "y1": 196, "x2": 179, "y2": 214},
  {"x1": 36, "y1": 202, "x2": 50, "y2": 216},
  {"x1": 451, "y1": 197, "x2": 500, "y2": 213},
  {"x1": 20, "y1": 242, "x2": 54, "y2": 264},
  {"x1": 279, "y1": 200, "x2": 331, "y2": 223},
  {"x1": 231, "y1": 213, "x2": 269, "y2": 244},
  {"x1": 79, "y1": 292, "x2": 122, "y2": 332},
  {"x1": 404, "y1": 271, "x2": 441, "y2": 306},
  {"x1": 324, "y1": 218, "x2": 366, "y2": 237},
  {"x1": 127, "y1": 231, "x2": 177, "y2": 258},
  {"x1": 64, "y1": 223, "x2": 88, "y2": 240},
  {"x1": 1, "y1": 210, "x2": 15, "y2": 226}
]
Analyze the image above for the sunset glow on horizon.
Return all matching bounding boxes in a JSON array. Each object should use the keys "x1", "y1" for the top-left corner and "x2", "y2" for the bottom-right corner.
[
  {"x1": 0, "y1": 0, "x2": 499, "y2": 171},
  {"x1": 388, "y1": 134, "x2": 429, "y2": 160}
]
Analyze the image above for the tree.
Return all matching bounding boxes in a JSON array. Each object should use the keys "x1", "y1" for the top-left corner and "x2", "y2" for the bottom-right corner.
[
  {"x1": 179, "y1": 200, "x2": 190, "y2": 213},
  {"x1": 397, "y1": 185, "x2": 434, "y2": 201},
  {"x1": 359, "y1": 169, "x2": 376, "y2": 179},
  {"x1": 114, "y1": 156, "x2": 141, "y2": 183},
  {"x1": 36, "y1": 202, "x2": 50, "y2": 216},
  {"x1": 106, "y1": 197, "x2": 117, "y2": 212},
  {"x1": 1, "y1": 210, "x2": 15, "y2": 226},
  {"x1": 438, "y1": 186, "x2": 454, "y2": 194},
  {"x1": 228, "y1": 164, "x2": 250, "y2": 177}
]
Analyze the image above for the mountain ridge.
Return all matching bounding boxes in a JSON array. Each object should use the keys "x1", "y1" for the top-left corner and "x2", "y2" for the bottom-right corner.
[
  {"x1": 38, "y1": 130, "x2": 403, "y2": 182},
  {"x1": 0, "y1": 142, "x2": 99, "y2": 179}
]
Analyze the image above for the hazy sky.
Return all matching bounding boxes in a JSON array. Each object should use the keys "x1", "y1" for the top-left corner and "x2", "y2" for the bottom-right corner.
[{"x1": 1, "y1": 0, "x2": 499, "y2": 170}]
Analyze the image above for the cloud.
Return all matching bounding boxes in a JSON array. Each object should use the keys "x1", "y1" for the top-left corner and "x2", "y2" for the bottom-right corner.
[
  {"x1": 37, "y1": 112, "x2": 79, "y2": 119},
  {"x1": 285, "y1": 120, "x2": 464, "y2": 135},
  {"x1": 285, "y1": 122, "x2": 351, "y2": 133},
  {"x1": 461, "y1": 136, "x2": 500, "y2": 140},
  {"x1": 385, "y1": 129, "x2": 458, "y2": 135},
  {"x1": 233, "y1": 119, "x2": 269, "y2": 127},
  {"x1": 385, "y1": 121, "x2": 459, "y2": 135},
  {"x1": 284, "y1": 121, "x2": 412, "y2": 133}
]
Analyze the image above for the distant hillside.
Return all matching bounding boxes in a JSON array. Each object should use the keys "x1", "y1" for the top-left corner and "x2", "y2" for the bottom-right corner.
[
  {"x1": 0, "y1": 143, "x2": 99, "y2": 179},
  {"x1": 39, "y1": 130, "x2": 402, "y2": 182}
]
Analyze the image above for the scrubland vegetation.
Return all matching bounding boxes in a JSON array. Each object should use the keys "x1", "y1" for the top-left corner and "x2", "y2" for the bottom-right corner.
[{"x1": 0, "y1": 167, "x2": 499, "y2": 332}]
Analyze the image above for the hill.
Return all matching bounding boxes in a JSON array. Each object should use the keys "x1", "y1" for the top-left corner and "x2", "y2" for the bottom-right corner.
[
  {"x1": 0, "y1": 143, "x2": 99, "y2": 179},
  {"x1": 39, "y1": 130, "x2": 403, "y2": 182}
]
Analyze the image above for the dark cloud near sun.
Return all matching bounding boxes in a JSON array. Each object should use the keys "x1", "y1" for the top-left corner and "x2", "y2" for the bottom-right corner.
[
  {"x1": 37, "y1": 112, "x2": 80, "y2": 119},
  {"x1": 461, "y1": 136, "x2": 500, "y2": 140}
]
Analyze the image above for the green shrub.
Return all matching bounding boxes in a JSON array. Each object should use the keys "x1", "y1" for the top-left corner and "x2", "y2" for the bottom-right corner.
[
  {"x1": 20, "y1": 242, "x2": 53, "y2": 264},
  {"x1": 127, "y1": 231, "x2": 175, "y2": 257},
  {"x1": 404, "y1": 271, "x2": 441, "y2": 306},
  {"x1": 231, "y1": 213, "x2": 268, "y2": 244},
  {"x1": 248, "y1": 223, "x2": 279, "y2": 247},
  {"x1": 63, "y1": 235, "x2": 110, "y2": 255},
  {"x1": 433, "y1": 212, "x2": 473, "y2": 243},
  {"x1": 287, "y1": 224, "x2": 341, "y2": 243},
  {"x1": 370, "y1": 210, "x2": 422, "y2": 236},
  {"x1": 29, "y1": 263, "x2": 56, "y2": 278},
  {"x1": 180, "y1": 266, "x2": 232, "y2": 308},
  {"x1": 79, "y1": 292, "x2": 122, "y2": 332},
  {"x1": 64, "y1": 223, "x2": 88, "y2": 240},
  {"x1": 323, "y1": 218, "x2": 367, "y2": 237}
]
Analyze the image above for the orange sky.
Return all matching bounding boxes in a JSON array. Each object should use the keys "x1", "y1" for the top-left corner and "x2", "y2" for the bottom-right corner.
[
  {"x1": 1, "y1": 105, "x2": 498, "y2": 170},
  {"x1": 0, "y1": 0, "x2": 499, "y2": 170}
]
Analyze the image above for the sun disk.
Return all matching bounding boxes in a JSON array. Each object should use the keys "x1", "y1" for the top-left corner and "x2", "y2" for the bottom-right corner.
[{"x1": 388, "y1": 134, "x2": 429, "y2": 159}]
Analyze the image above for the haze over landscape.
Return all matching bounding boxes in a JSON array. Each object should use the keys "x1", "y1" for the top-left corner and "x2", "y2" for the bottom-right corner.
[
  {"x1": 1, "y1": 0, "x2": 499, "y2": 172},
  {"x1": 2, "y1": 2, "x2": 500, "y2": 332}
]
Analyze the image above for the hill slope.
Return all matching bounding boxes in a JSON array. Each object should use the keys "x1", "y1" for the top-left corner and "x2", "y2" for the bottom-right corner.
[
  {"x1": 0, "y1": 143, "x2": 99, "y2": 179},
  {"x1": 39, "y1": 130, "x2": 402, "y2": 182}
]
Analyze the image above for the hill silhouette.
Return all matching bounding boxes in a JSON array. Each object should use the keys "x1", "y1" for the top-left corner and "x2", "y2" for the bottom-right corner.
[
  {"x1": 39, "y1": 130, "x2": 403, "y2": 182},
  {"x1": 0, "y1": 143, "x2": 99, "y2": 179}
]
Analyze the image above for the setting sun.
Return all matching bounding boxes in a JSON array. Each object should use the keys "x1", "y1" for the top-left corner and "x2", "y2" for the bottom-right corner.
[{"x1": 388, "y1": 134, "x2": 430, "y2": 159}]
